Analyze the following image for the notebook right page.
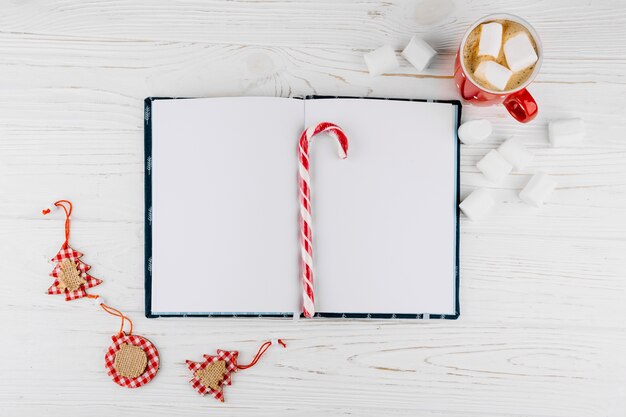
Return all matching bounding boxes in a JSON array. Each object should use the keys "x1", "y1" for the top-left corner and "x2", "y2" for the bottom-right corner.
[{"x1": 304, "y1": 98, "x2": 458, "y2": 316}]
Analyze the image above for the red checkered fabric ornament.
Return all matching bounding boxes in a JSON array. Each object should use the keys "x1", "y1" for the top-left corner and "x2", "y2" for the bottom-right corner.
[
  {"x1": 105, "y1": 333, "x2": 160, "y2": 388},
  {"x1": 186, "y1": 339, "x2": 286, "y2": 403},
  {"x1": 47, "y1": 243, "x2": 103, "y2": 300},
  {"x1": 43, "y1": 200, "x2": 102, "y2": 300},
  {"x1": 186, "y1": 350, "x2": 238, "y2": 402},
  {"x1": 99, "y1": 301, "x2": 160, "y2": 388}
]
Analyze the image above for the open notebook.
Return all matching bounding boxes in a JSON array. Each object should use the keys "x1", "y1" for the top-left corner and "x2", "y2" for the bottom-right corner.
[{"x1": 144, "y1": 96, "x2": 461, "y2": 319}]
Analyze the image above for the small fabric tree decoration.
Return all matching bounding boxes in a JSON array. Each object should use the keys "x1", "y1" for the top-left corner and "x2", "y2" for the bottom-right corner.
[
  {"x1": 43, "y1": 200, "x2": 102, "y2": 300},
  {"x1": 186, "y1": 339, "x2": 286, "y2": 402}
]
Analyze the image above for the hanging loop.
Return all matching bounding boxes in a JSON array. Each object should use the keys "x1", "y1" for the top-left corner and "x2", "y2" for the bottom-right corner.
[
  {"x1": 42, "y1": 199, "x2": 73, "y2": 245},
  {"x1": 236, "y1": 339, "x2": 286, "y2": 370},
  {"x1": 98, "y1": 301, "x2": 133, "y2": 337}
]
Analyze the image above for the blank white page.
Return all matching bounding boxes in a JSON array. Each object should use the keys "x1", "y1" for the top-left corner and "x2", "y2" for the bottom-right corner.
[
  {"x1": 304, "y1": 99, "x2": 458, "y2": 315},
  {"x1": 151, "y1": 97, "x2": 303, "y2": 314}
]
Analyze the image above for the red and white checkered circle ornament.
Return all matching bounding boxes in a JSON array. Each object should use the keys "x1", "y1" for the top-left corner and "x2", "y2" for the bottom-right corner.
[{"x1": 105, "y1": 333, "x2": 160, "y2": 388}]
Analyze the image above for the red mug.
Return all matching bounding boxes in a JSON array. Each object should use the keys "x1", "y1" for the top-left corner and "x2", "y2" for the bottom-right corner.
[{"x1": 454, "y1": 14, "x2": 543, "y2": 123}]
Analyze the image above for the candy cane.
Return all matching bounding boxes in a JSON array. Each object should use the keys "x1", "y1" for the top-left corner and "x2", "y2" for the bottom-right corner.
[{"x1": 298, "y1": 122, "x2": 349, "y2": 318}]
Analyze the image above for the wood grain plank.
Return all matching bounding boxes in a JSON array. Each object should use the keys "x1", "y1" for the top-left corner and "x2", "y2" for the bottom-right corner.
[{"x1": 1, "y1": 1, "x2": 626, "y2": 416}]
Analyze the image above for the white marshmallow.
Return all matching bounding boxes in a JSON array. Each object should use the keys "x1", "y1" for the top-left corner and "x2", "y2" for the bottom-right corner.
[
  {"x1": 477, "y1": 150, "x2": 513, "y2": 183},
  {"x1": 519, "y1": 173, "x2": 557, "y2": 207},
  {"x1": 474, "y1": 60, "x2": 512, "y2": 91},
  {"x1": 401, "y1": 35, "x2": 437, "y2": 71},
  {"x1": 478, "y1": 22, "x2": 503, "y2": 59},
  {"x1": 497, "y1": 137, "x2": 534, "y2": 170},
  {"x1": 503, "y1": 32, "x2": 538, "y2": 72},
  {"x1": 548, "y1": 118, "x2": 585, "y2": 147},
  {"x1": 459, "y1": 188, "x2": 495, "y2": 222},
  {"x1": 458, "y1": 119, "x2": 492, "y2": 145},
  {"x1": 364, "y1": 45, "x2": 399, "y2": 76}
]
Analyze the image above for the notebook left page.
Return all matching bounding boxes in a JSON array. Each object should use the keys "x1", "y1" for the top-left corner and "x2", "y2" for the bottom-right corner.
[{"x1": 149, "y1": 97, "x2": 303, "y2": 316}]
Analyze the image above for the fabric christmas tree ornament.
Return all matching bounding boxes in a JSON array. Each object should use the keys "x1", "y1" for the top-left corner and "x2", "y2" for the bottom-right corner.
[
  {"x1": 43, "y1": 200, "x2": 102, "y2": 300},
  {"x1": 186, "y1": 339, "x2": 286, "y2": 402}
]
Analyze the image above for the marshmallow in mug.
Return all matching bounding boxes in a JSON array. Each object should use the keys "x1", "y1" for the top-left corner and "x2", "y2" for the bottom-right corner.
[
  {"x1": 458, "y1": 119, "x2": 492, "y2": 145},
  {"x1": 402, "y1": 36, "x2": 437, "y2": 71},
  {"x1": 519, "y1": 173, "x2": 557, "y2": 207},
  {"x1": 477, "y1": 149, "x2": 512, "y2": 184},
  {"x1": 474, "y1": 60, "x2": 512, "y2": 91},
  {"x1": 364, "y1": 45, "x2": 399, "y2": 76},
  {"x1": 478, "y1": 22, "x2": 503, "y2": 59},
  {"x1": 459, "y1": 188, "x2": 495, "y2": 222},
  {"x1": 503, "y1": 32, "x2": 538, "y2": 72},
  {"x1": 548, "y1": 118, "x2": 585, "y2": 147}
]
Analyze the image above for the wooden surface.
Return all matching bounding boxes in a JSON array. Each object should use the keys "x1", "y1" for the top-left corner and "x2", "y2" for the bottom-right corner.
[{"x1": 1, "y1": 1, "x2": 625, "y2": 416}]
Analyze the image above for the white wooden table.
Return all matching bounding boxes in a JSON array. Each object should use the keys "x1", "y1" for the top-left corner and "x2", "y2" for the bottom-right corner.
[{"x1": 2, "y1": 1, "x2": 625, "y2": 416}]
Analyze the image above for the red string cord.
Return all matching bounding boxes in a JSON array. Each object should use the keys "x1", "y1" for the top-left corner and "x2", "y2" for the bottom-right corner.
[
  {"x1": 97, "y1": 300, "x2": 133, "y2": 337},
  {"x1": 42, "y1": 199, "x2": 73, "y2": 245},
  {"x1": 236, "y1": 339, "x2": 286, "y2": 370}
]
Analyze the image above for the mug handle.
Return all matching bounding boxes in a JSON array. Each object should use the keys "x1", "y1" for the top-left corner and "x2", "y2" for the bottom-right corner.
[{"x1": 503, "y1": 88, "x2": 538, "y2": 123}]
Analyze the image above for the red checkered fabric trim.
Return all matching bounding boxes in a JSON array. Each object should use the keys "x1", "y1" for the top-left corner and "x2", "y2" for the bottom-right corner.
[
  {"x1": 50, "y1": 243, "x2": 83, "y2": 263},
  {"x1": 105, "y1": 334, "x2": 159, "y2": 388},
  {"x1": 47, "y1": 243, "x2": 102, "y2": 301},
  {"x1": 186, "y1": 350, "x2": 239, "y2": 402}
]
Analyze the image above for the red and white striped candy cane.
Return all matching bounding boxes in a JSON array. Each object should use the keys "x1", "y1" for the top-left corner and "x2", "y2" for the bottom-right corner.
[{"x1": 298, "y1": 122, "x2": 349, "y2": 318}]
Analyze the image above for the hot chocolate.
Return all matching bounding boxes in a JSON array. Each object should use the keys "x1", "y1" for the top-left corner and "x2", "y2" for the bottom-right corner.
[{"x1": 463, "y1": 19, "x2": 539, "y2": 91}]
